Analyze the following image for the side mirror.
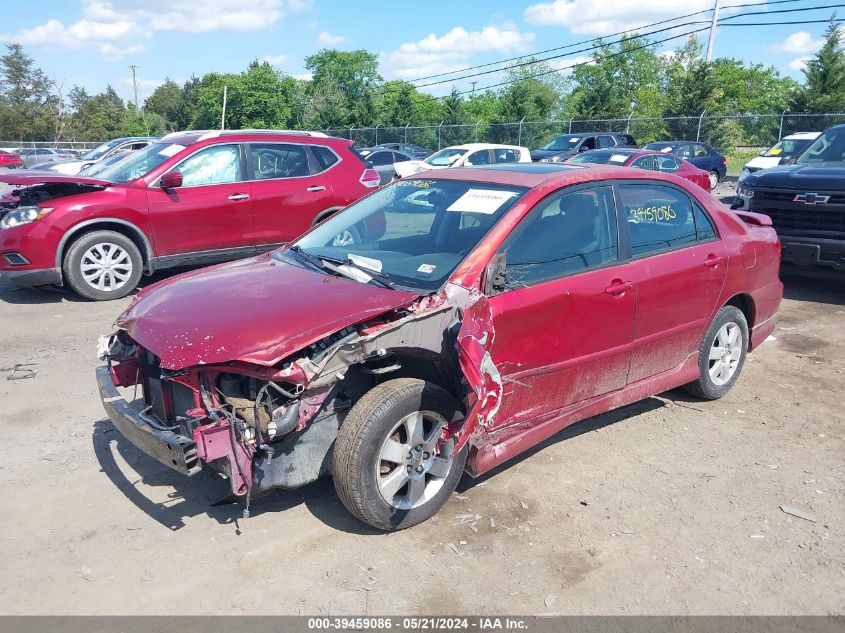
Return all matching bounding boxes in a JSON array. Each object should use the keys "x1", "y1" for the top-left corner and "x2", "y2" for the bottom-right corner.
[
  {"x1": 778, "y1": 156, "x2": 796, "y2": 166},
  {"x1": 160, "y1": 171, "x2": 183, "y2": 189},
  {"x1": 484, "y1": 252, "x2": 508, "y2": 295}
]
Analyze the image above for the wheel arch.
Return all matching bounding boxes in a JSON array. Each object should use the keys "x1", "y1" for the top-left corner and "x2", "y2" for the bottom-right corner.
[
  {"x1": 723, "y1": 292, "x2": 756, "y2": 336},
  {"x1": 56, "y1": 219, "x2": 154, "y2": 273},
  {"x1": 311, "y1": 206, "x2": 345, "y2": 227}
]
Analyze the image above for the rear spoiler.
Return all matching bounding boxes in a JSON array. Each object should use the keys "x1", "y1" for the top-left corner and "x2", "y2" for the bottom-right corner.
[{"x1": 733, "y1": 209, "x2": 773, "y2": 227}]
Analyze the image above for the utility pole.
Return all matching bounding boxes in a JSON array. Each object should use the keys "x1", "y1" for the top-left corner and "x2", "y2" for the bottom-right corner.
[
  {"x1": 705, "y1": 0, "x2": 721, "y2": 62},
  {"x1": 128, "y1": 64, "x2": 141, "y2": 111},
  {"x1": 470, "y1": 81, "x2": 477, "y2": 96},
  {"x1": 221, "y1": 85, "x2": 228, "y2": 130}
]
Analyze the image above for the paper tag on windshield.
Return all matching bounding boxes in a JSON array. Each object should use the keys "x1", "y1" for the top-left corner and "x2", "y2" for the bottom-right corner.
[
  {"x1": 609, "y1": 154, "x2": 628, "y2": 163},
  {"x1": 447, "y1": 189, "x2": 517, "y2": 214},
  {"x1": 348, "y1": 253, "x2": 383, "y2": 273},
  {"x1": 660, "y1": 147, "x2": 673, "y2": 153},
  {"x1": 417, "y1": 263, "x2": 436, "y2": 274}
]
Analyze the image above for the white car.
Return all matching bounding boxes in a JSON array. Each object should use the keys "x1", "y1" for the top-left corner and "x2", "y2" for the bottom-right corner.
[
  {"x1": 741, "y1": 132, "x2": 820, "y2": 177},
  {"x1": 395, "y1": 143, "x2": 531, "y2": 178}
]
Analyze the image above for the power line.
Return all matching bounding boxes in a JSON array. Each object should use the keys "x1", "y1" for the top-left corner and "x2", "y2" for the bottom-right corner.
[
  {"x1": 413, "y1": 16, "x2": 841, "y2": 103},
  {"x1": 371, "y1": 1, "x2": 841, "y2": 103},
  {"x1": 401, "y1": 0, "x2": 809, "y2": 85}
]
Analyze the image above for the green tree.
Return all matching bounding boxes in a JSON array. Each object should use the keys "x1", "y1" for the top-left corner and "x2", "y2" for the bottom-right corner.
[
  {"x1": 144, "y1": 79, "x2": 183, "y2": 131},
  {"x1": 66, "y1": 85, "x2": 126, "y2": 141},
  {"x1": 0, "y1": 43, "x2": 57, "y2": 140},
  {"x1": 304, "y1": 49, "x2": 382, "y2": 126},
  {"x1": 791, "y1": 15, "x2": 845, "y2": 112}
]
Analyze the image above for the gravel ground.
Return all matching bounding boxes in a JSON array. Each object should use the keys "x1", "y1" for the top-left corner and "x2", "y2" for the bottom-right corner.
[{"x1": 0, "y1": 261, "x2": 842, "y2": 616}]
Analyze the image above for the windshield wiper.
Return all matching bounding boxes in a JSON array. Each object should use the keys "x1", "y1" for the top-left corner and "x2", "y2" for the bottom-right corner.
[{"x1": 288, "y1": 246, "x2": 396, "y2": 289}]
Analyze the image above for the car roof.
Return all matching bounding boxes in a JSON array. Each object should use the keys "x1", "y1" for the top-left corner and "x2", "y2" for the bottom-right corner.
[
  {"x1": 782, "y1": 132, "x2": 821, "y2": 140},
  {"x1": 442, "y1": 143, "x2": 527, "y2": 151},
  {"x1": 555, "y1": 131, "x2": 628, "y2": 137},
  {"x1": 406, "y1": 162, "x2": 690, "y2": 189},
  {"x1": 159, "y1": 129, "x2": 335, "y2": 146}
]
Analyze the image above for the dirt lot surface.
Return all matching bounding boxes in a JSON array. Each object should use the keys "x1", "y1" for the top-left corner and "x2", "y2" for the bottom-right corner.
[{"x1": 0, "y1": 261, "x2": 843, "y2": 616}]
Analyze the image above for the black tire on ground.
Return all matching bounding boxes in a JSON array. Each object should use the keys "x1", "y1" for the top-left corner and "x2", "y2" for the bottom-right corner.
[
  {"x1": 332, "y1": 378, "x2": 468, "y2": 531},
  {"x1": 683, "y1": 305, "x2": 749, "y2": 400},
  {"x1": 63, "y1": 230, "x2": 143, "y2": 301}
]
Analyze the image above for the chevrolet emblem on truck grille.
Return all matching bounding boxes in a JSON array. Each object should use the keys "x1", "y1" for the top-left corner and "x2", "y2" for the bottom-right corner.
[{"x1": 793, "y1": 193, "x2": 830, "y2": 205}]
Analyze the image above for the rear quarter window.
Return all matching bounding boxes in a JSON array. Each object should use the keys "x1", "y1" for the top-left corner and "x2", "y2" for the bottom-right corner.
[{"x1": 311, "y1": 145, "x2": 340, "y2": 171}]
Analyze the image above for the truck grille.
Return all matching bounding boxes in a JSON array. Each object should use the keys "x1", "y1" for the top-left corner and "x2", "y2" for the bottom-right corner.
[{"x1": 751, "y1": 188, "x2": 845, "y2": 234}]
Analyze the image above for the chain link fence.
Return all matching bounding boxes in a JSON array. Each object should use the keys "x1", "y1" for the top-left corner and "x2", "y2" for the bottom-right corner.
[
  {"x1": 324, "y1": 112, "x2": 845, "y2": 175},
  {"x1": 4, "y1": 112, "x2": 843, "y2": 173}
]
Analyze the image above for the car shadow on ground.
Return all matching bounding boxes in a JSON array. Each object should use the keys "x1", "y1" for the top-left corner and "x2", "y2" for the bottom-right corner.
[
  {"x1": 781, "y1": 268, "x2": 845, "y2": 305},
  {"x1": 92, "y1": 395, "x2": 671, "y2": 536},
  {"x1": 0, "y1": 283, "x2": 84, "y2": 305}
]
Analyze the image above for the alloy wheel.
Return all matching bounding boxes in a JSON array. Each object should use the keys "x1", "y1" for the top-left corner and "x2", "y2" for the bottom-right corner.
[
  {"x1": 376, "y1": 411, "x2": 453, "y2": 510},
  {"x1": 708, "y1": 322, "x2": 742, "y2": 385}
]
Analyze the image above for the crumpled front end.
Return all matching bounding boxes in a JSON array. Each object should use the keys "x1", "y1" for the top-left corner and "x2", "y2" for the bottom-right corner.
[{"x1": 96, "y1": 281, "x2": 504, "y2": 507}]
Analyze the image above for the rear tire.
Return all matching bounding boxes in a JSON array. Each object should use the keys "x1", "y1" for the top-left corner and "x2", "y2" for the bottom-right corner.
[
  {"x1": 683, "y1": 306, "x2": 748, "y2": 400},
  {"x1": 63, "y1": 230, "x2": 143, "y2": 301},
  {"x1": 332, "y1": 378, "x2": 467, "y2": 531},
  {"x1": 709, "y1": 170, "x2": 720, "y2": 189}
]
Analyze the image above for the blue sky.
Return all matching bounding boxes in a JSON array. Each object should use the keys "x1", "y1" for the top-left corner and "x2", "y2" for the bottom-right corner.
[{"x1": 0, "y1": 0, "x2": 835, "y2": 105}]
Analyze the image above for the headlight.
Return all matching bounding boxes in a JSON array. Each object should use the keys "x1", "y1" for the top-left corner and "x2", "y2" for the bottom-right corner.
[
  {"x1": 540, "y1": 155, "x2": 563, "y2": 163},
  {"x1": 736, "y1": 186, "x2": 754, "y2": 199},
  {"x1": 0, "y1": 206, "x2": 53, "y2": 230}
]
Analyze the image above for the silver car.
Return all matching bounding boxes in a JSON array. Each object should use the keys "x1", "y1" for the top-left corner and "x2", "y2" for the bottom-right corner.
[
  {"x1": 29, "y1": 137, "x2": 156, "y2": 175},
  {"x1": 16, "y1": 147, "x2": 75, "y2": 168}
]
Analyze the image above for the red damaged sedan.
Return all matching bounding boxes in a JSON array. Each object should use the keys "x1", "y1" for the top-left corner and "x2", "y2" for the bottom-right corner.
[
  {"x1": 97, "y1": 163, "x2": 783, "y2": 531},
  {"x1": 565, "y1": 147, "x2": 713, "y2": 191}
]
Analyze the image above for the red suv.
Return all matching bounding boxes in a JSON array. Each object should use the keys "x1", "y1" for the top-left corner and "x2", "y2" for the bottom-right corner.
[{"x1": 0, "y1": 130, "x2": 379, "y2": 299}]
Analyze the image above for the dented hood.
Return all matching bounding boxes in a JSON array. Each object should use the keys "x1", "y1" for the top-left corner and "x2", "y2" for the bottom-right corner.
[
  {"x1": 0, "y1": 170, "x2": 110, "y2": 187},
  {"x1": 116, "y1": 253, "x2": 419, "y2": 370}
]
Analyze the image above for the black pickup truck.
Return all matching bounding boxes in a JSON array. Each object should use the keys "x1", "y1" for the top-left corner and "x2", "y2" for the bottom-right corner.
[{"x1": 735, "y1": 124, "x2": 845, "y2": 271}]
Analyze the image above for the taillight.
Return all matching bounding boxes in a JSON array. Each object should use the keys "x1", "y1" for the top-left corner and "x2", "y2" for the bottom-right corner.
[
  {"x1": 360, "y1": 168, "x2": 380, "y2": 188},
  {"x1": 58, "y1": 154, "x2": 68, "y2": 159},
  {"x1": 722, "y1": 156, "x2": 727, "y2": 165}
]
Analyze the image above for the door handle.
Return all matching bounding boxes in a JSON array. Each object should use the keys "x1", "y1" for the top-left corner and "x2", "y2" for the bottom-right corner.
[
  {"x1": 228, "y1": 193, "x2": 250, "y2": 201},
  {"x1": 306, "y1": 185, "x2": 326, "y2": 192},
  {"x1": 704, "y1": 255, "x2": 726, "y2": 268},
  {"x1": 604, "y1": 280, "x2": 634, "y2": 296}
]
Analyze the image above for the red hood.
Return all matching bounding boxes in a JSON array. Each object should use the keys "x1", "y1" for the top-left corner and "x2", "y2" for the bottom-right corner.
[
  {"x1": 116, "y1": 253, "x2": 419, "y2": 370},
  {"x1": 0, "y1": 170, "x2": 110, "y2": 186}
]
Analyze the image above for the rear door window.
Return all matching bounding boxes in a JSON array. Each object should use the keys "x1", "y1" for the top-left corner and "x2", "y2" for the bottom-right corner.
[
  {"x1": 619, "y1": 183, "x2": 697, "y2": 257},
  {"x1": 368, "y1": 151, "x2": 394, "y2": 167},
  {"x1": 465, "y1": 150, "x2": 491, "y2": 166},
  {"x1": 629, "y1": 155, "x2": 654, "y2": 170},
  {"x1": 494, "y1": 148, "x2": 518, "y2": 163},
  {"x1": 693, "y1": 144, "x2": 708, "y2": 158},
  {"x1": 249, "y1": 143, "x2": 311, "y2": 179},
  {"x1": 392, "y1": 152, "x2": 411, "y2": 163},
  {"x1": 654, "y1": 154, "x2": 681, "y2": 173},
  {"x1": 597, "y1": 135, "x2": 614, "y2": 149}
]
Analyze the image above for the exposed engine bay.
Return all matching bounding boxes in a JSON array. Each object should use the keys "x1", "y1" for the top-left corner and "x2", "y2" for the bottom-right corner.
[{"x1": 0, "y1": 181, "x2": 105, "y2": 220}]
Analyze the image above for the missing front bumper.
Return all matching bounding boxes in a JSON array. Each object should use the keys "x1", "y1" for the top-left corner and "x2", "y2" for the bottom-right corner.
[{"x1": 96, "y1": 365, "x2": 201, "y2": 476}]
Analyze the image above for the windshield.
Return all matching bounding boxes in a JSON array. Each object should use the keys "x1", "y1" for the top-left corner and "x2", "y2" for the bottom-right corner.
[
  {"x1": 81, "y1": 139, "x2": 122, "y2": 161},
  {"x1": 543, "y1": 135, "x2": 581, "y2": 151},
  {"x1": 424, "y1": 148, "x2": 467, "y2": 167},
  {"x1": 80, "y1": 151, "x2": 131, "y2": 176},
  {"x1": 796, "y1": 128, "x2": 845, "y2": 164},
  {"x1": 95, "y1": 142, "x2": 186, "y2": 183},
  {"x1": 763, "y1": 138, "x2": 813, "y2": 158},
  {"x1": 284, "y1": 178, "x2": 527, "y2": 292},
  {"x1": 568, "y1": 151, "x2": 616, "y2": 165}
]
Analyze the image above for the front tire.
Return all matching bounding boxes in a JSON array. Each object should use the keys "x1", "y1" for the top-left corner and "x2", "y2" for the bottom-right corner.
[
  {"x1": 63, "y1": 230, "x2": 143, "y2": 300},
  {"x1": 332, "y1": 378, "x2": 467, "y2": 531},
  {"x1": 683, "y1": 305, "x2": 748, "y2": 400}
]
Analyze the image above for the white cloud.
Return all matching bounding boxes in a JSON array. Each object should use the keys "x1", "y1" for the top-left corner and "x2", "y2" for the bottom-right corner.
[
  {"x1": 381, "y1": 25, "x2": 535, "y2": 82},
  {"x1": 293, "y1": 72, "x2": 313, "y2": 81},
  {"x1": 100, "y1": 42, "x2": 146, "y2": 61},
  {"x1": 549, "y1": 55, "x2": 592, "y2": 74},
  {"x1": 788, "y1": 56, "x2": 811, "y2": 71},
  {"x1": 773, "y1": 31, "x2": 823, "y2": 55},
  {"x1": 316, "y1": 31, "x2": 346, "y2": 46},
  {"x1": 524, "y1": 0, "x2": 763, "y2": 36},
  {"x1": 1, "y1": 0, "x2": 311, "y2": 60},
  {"x1": 259, "y1": 54, "x2": 288, "y2": 66}
]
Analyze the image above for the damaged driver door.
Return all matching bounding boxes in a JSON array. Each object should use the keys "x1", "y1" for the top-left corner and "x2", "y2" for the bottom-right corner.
[{"x1": 483, "y1": 185, "x2": 635, "y2": 429}]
